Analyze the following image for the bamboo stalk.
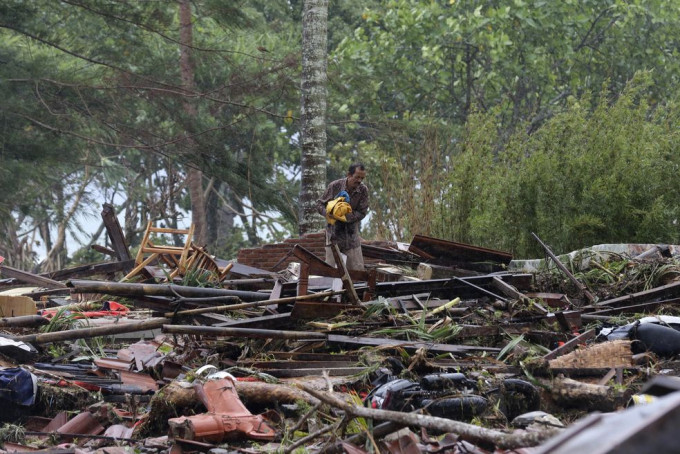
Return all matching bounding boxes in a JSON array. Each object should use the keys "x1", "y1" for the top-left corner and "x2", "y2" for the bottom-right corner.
[
  {"x1": 11, "y1": 291, "x2": 344, "y2": 345},
  {"x1": 67, "y1": 279, "x2": 278, "y2": 301},
  {"x1": 16, "y1": 318, "x2": 168, "y2": 344},
  {"x1": 0, "y1": 315, "x2": 48, "y2": 328}
]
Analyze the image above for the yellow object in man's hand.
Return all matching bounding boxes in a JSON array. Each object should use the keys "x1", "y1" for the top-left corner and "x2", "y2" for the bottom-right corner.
[{"x1": 326, "y1": 197, "x2": 352, "y2": 225}]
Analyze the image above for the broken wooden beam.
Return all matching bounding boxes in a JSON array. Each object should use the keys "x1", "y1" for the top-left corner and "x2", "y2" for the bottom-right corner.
[
  {"x1": 409, "y1": 234, "x2": 513, "y2": 272},
  {"x1": 372, "y1": 273, "x2": 533, "y2": 299},
  {"x1": 453, "y1": 276, "x2": 508, "y2": 302},
  {"x1": 41, "y1": 259, "x2": 136, "y2": 281},
  {"x1": 586, "y1": 300, "x2": 671, "y2": 316},
  {"x1": 416, "y1": 263, "x2": 482, "y2": 280},
  {"x1": 531, "y1": 232, "x2": 595, "y2": 305},
  {"x1": 326, "y1": 334, "x2": 501, "y2": 354},
  {"x1": 162, "y1": 325, "x2": 327, "y2": 340},
  {"x1": 542, "y1": 329, "x2": 596, "y2": 361},
  {"x1": 0, "y1": 265, "x2": 67, "y2": 289},
  {"x1": 67, "y1": 279, "x2": 273, "y2": 301},
  {"x1": 101, "y1": 203, "x2": 133, "y2": 262},
  {"x1": 591, "y1": 282, "x2": 680, "y2": 309},
  {"x1": 491, "y1": 276, "x2": 528, "y2": 301},
  {"x1": 162, "y1": 289, "x2": 344, "y2": 318},
  {"x1": 330, "y1": 244, "x2": 360, "y2": 305}
]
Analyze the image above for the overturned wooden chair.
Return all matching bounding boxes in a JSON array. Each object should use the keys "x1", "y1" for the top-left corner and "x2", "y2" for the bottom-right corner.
[{"x1": 122, "y1": 222, "x2": 231, "y2": 283}]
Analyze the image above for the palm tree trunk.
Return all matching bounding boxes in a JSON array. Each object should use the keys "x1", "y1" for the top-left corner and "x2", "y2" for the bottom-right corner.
[{"x1": 298, "y1": 0, "x2": 328, "y2": 235}]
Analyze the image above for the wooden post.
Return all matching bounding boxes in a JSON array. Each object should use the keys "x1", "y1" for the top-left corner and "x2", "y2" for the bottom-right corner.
[
  {"x1": 531, "y1": 232, "x2": 595, "y2": 305},
  {"x1": 330, "y1": 244, "x2": 360, "y2": 305},
  {"x1": 101, "y1": 203, "x2": 132, "y2": 262}
]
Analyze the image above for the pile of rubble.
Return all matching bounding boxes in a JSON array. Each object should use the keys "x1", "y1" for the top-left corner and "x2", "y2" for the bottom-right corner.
[{"x1": 1, "y1": 210, "x2": 680, "y2": 453}]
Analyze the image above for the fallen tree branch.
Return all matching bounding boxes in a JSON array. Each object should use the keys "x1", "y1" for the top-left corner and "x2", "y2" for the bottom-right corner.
[
  {"x1": 297, "y1": 383, "x2": 560, "y2": 450},
  {"x1": 287, "y1": 401, "x2": 322, "y2": 435},
  {"x1": 284, "y1": 420, "x2": 341, "y2": 454},
  {"x1": 319, "y1": 421, "x2": 405, "y2": 454}
]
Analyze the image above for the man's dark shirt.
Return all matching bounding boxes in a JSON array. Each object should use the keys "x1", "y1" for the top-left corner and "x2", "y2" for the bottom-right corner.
[{"x1": 316, "y1": 178, "x2": 369, "y2": 252}]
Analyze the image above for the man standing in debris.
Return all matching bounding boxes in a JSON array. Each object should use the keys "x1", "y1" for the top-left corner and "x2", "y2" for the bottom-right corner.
[{"x1": 316, "y1": 163, "x2": 369, "y2": 271}]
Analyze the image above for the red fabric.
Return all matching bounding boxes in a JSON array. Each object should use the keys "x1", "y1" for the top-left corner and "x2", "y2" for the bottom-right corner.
[{"x1": 40, "y1": 301, "x2": 129, "y2": 319}]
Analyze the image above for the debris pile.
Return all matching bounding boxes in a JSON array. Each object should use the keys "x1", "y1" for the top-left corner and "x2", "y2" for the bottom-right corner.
[{"x1": 1, "y1": 210, "x2": 680, "y2": 453}]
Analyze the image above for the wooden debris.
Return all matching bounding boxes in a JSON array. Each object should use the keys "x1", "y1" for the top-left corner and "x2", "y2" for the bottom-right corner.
[{"x1": 297, "y1": 382, "x2": 560, "y2": 450}]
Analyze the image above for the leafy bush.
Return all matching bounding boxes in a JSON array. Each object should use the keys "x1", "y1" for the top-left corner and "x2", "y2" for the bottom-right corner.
[{"x1": 420, "y1": 73, "x2": 680, "y2": 258}]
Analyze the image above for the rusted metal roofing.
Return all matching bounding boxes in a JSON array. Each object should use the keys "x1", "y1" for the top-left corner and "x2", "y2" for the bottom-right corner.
[{"x1": 409, "y1": 234, "x2": 513, "y2": 269}]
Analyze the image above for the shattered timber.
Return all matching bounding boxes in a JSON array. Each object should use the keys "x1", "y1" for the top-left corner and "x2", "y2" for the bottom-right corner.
[{"x1": 2, "y1": 210, "x2": 680, "y2": 453}]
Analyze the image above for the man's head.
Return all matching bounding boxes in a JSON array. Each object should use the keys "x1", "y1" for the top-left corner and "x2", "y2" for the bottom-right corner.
[{"x1": 346, "y1": 163, "x2": 366, "y2": 191}]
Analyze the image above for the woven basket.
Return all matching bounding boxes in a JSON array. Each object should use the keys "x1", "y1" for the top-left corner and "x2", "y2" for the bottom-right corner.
[{"x1": 549, "y1": 340, "x2": 633, "y2": 369}]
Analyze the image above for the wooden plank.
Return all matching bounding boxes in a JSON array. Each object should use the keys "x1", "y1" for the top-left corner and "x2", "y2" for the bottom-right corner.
[
  {"x1": 372, "y1": 273, "x2": 533, "y2": 299},
  {"x1": 162, "y1": 324, "x2": 327, "y2": 340},
  {"x1": 409, "y1": 234, "x2": 512, "y2": 271},
  {"x1": 264, "y1": 279, "x2": 283, "y2": 314},
  {"x1": 242, "y1": 361, "x2": 358, "y2": 369},
  {"x1": 425, "y1": 360, "x2": 521, "y2": 374},
  {"x1": 492, "y1": 276, "x2": 527, "y2": 301},
  {"x1": 587, "y1": 299, "x2": 675, "y2": 315},
  {"x1": 101, "y1": 203, "x2": 132, "y2": 261},
  {"x1": 593, "y1": 281, "x2": 680, "y2": 308},
  {"x1": 327, "y1": 334, "x2": 501, "y2": 354},
  {"x1": 0, "y1": 265, "x2": 67, "y2": 289},
  {"x1": 531, "y1": 232, "x2": 594, "y2": 305},
  {"x1": 256, "y1": 367, "x2": 366, "y2": 378},
  {"x1": 266, "y1": 351, "x2": 360, "y2": 362},
  {"x1": 42, "y1": 259, "x2": 135, "y2": 281},
  {"x1": 597, "y1": 368, "x2": 617, "y2": 386},
  {"x1": 543, "y1": 329, "x2": 596, "y2": 361},
  {"x1": 212, "y1": 313, "x2": 292, "y2": 330},
  {"x1": 291, "y1": 301, "x2": 350, "y2": 320}
]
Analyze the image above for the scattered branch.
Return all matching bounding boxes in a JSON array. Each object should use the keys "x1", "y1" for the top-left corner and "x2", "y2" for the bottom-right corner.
[{"x1": 297, "y1": 382, "x2": 560, "y2": 450}]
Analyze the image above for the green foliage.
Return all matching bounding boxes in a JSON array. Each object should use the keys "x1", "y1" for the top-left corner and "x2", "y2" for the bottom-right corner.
[
  {"x1": 0, "y1": 0, "x2": 302, "y2": 268},
  {"x1": 4, "y1": 0, "x2": 680, "y2": 267},
  {"x1": 0, "y1": 424, "x2": 25, "y2": 443},
  {"x1": 40, "y1": 308, "x2": 83, "y2": 333},
  {"x1": 371, "y1": 310, "x2": 462, "y2": 342},
  {"x1": 434, "y1": 74, "x2": 680, "y2": 258}
]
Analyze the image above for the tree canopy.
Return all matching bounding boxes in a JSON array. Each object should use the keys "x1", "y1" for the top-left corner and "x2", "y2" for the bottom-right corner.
[{"x1": 2, "y1": 0, "x2": 679, "y2": 269}]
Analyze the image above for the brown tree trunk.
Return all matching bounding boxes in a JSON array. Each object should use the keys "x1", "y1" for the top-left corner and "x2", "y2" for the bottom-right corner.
[
  {"x1": 43, "y1": 170, "x2": 90, "y2": 272},
  {"x1": 179, "y1": 0, "x2": 206, "y2": 245}
]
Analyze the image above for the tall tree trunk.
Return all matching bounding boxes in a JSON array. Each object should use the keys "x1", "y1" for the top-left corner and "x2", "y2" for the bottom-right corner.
[
  {"x1": 298, "y1": 0, "x2": 328, "y2": 236},
  {"x1": 179, "y1": 0, "x2": 206, "y2": 245},
  {"x1": 42, "y1": 171, "x2": 89, "y2": 272}
]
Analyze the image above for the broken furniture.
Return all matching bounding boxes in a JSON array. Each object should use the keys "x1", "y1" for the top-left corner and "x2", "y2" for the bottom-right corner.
[{"x1": 123, "y1": 222, "x2": 232, "y2": 283}]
